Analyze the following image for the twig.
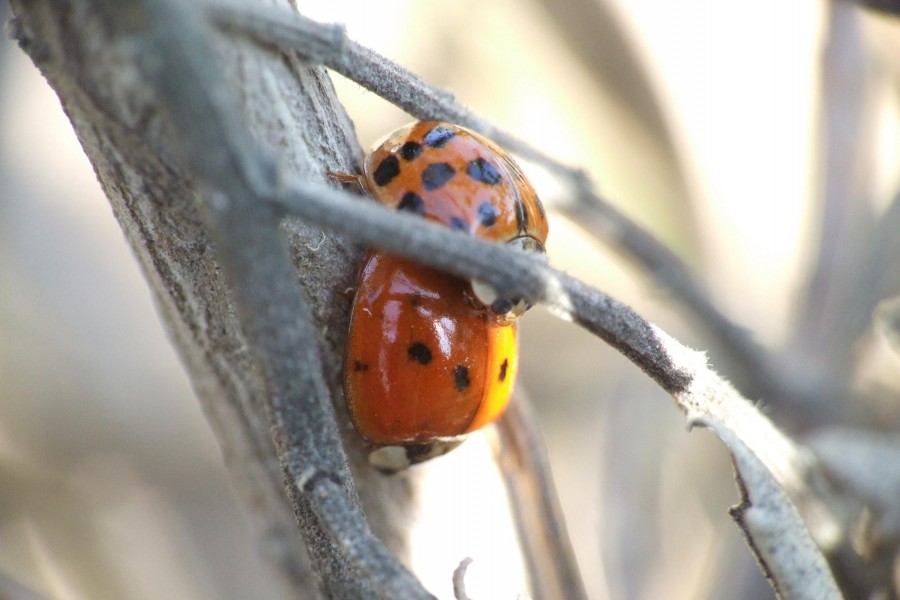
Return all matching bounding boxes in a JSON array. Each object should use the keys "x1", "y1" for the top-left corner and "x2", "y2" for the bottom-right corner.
[
  {"x1": 270, "y1": 179, "x2": 688, "y2": 390},
  {"x1": 794, "y1": 1, "x2": 876, "y2": 384},
  {"x1": 452, "y1": 557, "x2": 474, "y2": 600},
  {"x1": 208, "y1": 2, "x2": 802, "y2": 409},
  {"x1": 267, "y1": 160, "x2": 843, "y2": 598},
  {"x1": 494, "y1": 398, "x2": 589, "y2": 600},
  {"x1": 718, "y1": 422, "x2": 842, "y2": 600},
  {"x1": 215, "y1": 5, "x2": 852, "y2": 584}
]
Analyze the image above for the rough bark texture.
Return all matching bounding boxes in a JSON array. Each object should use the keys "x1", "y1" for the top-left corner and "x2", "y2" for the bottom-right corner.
[{"x1": 8, "y1": 0, "x2": 416, "y2": 595}]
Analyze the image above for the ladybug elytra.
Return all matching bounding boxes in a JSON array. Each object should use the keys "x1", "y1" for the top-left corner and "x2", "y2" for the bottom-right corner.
[{"x1": 343, "y1": 121, "x2": 548, "y2": 471}]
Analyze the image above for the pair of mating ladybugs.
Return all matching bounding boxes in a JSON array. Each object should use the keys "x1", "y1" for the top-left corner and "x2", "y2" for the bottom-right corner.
[{"x1": 342, "y1": 121, "x2": 548, "y2": 472}]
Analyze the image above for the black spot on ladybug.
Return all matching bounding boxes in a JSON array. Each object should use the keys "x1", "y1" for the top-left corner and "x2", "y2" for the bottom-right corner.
[
  {"x1": 408, "y1": 342, "x2": 432, "y2": 365},
  {"x1": 423, "y1": 126, "x2": 455, "y2": 148},
  {"x1": 513, "y1": 198, "x2": 529, "y2": 233},
  {"x1": 498, "y1": 359, "x2": 508, "y2": 382},
  {"x1": 353, "y1": 360, "x2": 370, "y2": 372},
  {"x1": 373, "y1": 155, "x2": 400, "y2": 186},
  {"x1": 450, "y1": 216, "x2": 468, "y2": 232},
  {"x1": 398, "y1": 191, "x2": 426, "y2": 215},
  {"x1": 466, "y1": 158, "x2": 502, "y2": 185},
  {"x1": 400, "y1": 141, "x2": 423, "y2": 161},
  {"x1": 477, "y1": 202, "x2": 498, "y2": 227},
  {"x1": 454, "y1": 365, "x2": 471, "y2": 391},
  {"x1": 422, "y1": 162, "x2": 455, "y2": 190},
  {"x1": 410, "y1": 293, "x2": 423, "y2": 308}
]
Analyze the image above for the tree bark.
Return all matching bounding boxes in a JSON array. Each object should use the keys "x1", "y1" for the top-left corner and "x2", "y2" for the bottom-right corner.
[{"x1": 8, "y1": 0, "x2": 418, "y2": 595}]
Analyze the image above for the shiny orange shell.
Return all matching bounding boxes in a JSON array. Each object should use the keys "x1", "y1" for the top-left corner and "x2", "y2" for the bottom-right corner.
[
  {"x1": 344, "y1": 251, "x2": 517, "y2": 446},
  {"x1": 364, "y1": 121, "x2": 548, "y2": 247}
]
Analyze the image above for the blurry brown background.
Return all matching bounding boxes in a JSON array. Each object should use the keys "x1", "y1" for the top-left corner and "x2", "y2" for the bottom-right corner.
[{"x1": 2, "y1": 1, "x2": 899, "y2": 598}]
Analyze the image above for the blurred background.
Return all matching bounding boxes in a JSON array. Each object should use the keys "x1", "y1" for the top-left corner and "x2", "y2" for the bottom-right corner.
[{"x1": 2, "y1": 0, "x2": 899, "y2": 598}]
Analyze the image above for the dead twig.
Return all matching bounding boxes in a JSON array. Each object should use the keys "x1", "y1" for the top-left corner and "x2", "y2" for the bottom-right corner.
[{"x1": 209, "y1": 1, "x2": 813, "y2": 413}]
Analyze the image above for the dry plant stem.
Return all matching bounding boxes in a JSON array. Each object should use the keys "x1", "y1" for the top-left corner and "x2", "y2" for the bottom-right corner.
[
  {"x1": 559, "y1": 201, "x2": 781, "y2": 393},
  {"x1": 796, "y1": 2, "x2": 877, "y2": 384},
  {"x1": 137, "y1": 1, "x2": 431, "y2": 597},
  {"x1": 272, "y1": 179, "x2": 684, "y2": 389},
  {"x1": 531, "y1": 0, "x2": 702, "y2": 241},
  {"x1": 451, "y1": 558, "x2": 474, "y2": 600},
  {"x1": 210, "y1": 1, "x2": 822, "y2": 417},
  {"x1": 715, "y1": 422, "x2": 842, "y2": 600},
  {"x1": 216, "y1": 7, "x2": 611, "y2": 589},
  {"x1": 175, "y1": 1, "x2": 850, "y2": 582},
  {"x1": 531, "y1": 0, "x2": 676, "y2": 165},
  {"x1": 495, "y1": 399, "x2": 590, "y2": 600},
  {"x1": 271, "y1": 172, "x2": 843, "y2": 598}
]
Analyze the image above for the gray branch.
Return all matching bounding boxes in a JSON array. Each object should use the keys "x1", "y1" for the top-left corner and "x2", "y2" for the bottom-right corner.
[{"x1": 210, "y1": 0, "x2": 842, "y2": 431}]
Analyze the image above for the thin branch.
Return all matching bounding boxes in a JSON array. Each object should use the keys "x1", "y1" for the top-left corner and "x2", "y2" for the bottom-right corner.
[
  {"x1": 267, "y1": 159, "x2": 844, "y2": 598},
  {"x1": 493, "y1": 398, "x2": 589, "y2": 600},
  {"x1": 216, "y1": 5, "x2": 852, "y2": 583},
  {"x1": 208, "y1": 2, "x2": 798, "y2": 407},
  {"x1": 270, "y1": 180, "x2": 687, "y2": 390},
  {"x1": 718, "y1": 422, "x2": 842, "y2": 600},
  {"x1": 557, "y1": 200, "x2": 789, "y2": 398},
  {"x1": 795, "y1": 1, "x2": 877, "y2": 378},
  {"x1": 452, "y1": 558, "x2": 474, "y2": 600}
]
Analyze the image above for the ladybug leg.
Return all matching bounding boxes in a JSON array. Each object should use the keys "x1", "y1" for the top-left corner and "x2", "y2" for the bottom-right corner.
[{"x1": 327, "y1": 170, "x2": 370, "y2": 195}]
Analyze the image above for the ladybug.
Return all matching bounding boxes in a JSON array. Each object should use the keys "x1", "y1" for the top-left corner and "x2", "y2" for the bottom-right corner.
[{"x1": 343, "y1": 121, "x2": 548, "y2": 471}]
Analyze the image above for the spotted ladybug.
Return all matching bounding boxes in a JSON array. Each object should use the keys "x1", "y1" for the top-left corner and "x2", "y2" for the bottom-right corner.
[{"x1": 343, "y1": 121, "x2": 548, "y2": 471}]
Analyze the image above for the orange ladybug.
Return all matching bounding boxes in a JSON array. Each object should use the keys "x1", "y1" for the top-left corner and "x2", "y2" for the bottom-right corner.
[{"x1": 343, "y1": 121, "x2": 548, "y2": 471}]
